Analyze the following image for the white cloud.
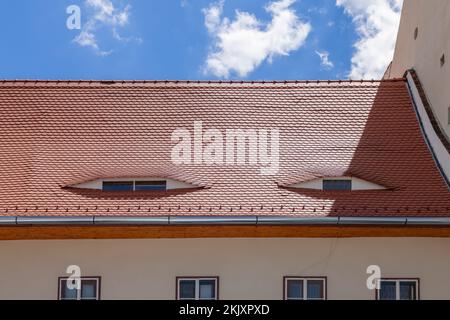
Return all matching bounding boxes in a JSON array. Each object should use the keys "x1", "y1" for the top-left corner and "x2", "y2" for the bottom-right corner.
[
  {"x1": 87, "y1": 0, "x2": 130, "y2": 25},
  {"x1": 73, "y1": 0, "x2": 138, "y2": 56},
  {"x1": 315, "y1": 50, "x2": 334, "y2": 69},
  {"x1": 336, "y1": 0, "x2": 403, "y2": 79},
  {"x1": 203, "y1": 0, "x2": 311, "y2": 78}
]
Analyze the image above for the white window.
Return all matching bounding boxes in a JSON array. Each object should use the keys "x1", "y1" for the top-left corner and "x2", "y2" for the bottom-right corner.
[
  {"x1": 177, "y1": 277, "x2": 218, "y2": 300},
  {"x1": 58, "y1": 277, "x2": 100, "y2": 300},
  {"x1": 377, "y1": 279, "x2": 419, "y2": 300},
  {"x1": 284, "y1": 277, "x2": 326, "y2": 300}
]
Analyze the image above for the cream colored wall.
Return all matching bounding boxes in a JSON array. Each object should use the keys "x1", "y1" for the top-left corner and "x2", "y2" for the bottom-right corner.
[
  {"x1": 1, "y1": 238, "x2": 450, "y2": 300},
  {"x1": 390, "y1": 0, "x2": 450, "y2": 139}
]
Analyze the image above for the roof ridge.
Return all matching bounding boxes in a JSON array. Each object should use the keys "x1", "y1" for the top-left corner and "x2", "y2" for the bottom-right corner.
[{"x1": 0, "y1": 78, "x2": 406, "y2": 86}]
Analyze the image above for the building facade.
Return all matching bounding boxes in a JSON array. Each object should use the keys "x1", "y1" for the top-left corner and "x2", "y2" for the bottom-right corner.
[
  {"x1": 1, "y1": 238, "x2": 450, "y2": 300},
  {"x1": 0, "y1": 77, "x2": 449, "y2": 300},
  {"x1": 3, "y1": 1, "x2": 450, "y2": 300}
]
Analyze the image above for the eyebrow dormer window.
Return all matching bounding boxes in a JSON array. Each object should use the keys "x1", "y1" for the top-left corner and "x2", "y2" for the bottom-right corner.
[
  {"x1": 322, "y1": 179, "x2": 352, "y2": 191},
  {"x1": 286, "y1": 177, "x2": 386, "y2": 191},
  {"x1": 102, "y1": 180, "x2": 167, "y2": 192},
  {"x1": 69, "y1": 177, "x2": 195, "y2": 191}
]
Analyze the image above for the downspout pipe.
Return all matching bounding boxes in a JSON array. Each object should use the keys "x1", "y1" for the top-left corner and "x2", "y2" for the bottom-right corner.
[{"x1": 1, "y1": 216, "x2": 450, "y2": 226}]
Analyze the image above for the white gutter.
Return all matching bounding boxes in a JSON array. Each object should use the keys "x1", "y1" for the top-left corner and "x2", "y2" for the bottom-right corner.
[
  {"x1": 338, "y1": 217, "x2": 406, "y2": 225},
  {"x1": 16, "y1": 216, "x2": 94, "y2": 225},
  {"x1": 1, "y1": 216, "x2": 450, "y2": 226}
]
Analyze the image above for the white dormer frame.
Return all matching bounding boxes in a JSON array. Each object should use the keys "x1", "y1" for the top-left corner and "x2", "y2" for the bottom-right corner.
[
  {"x1": 288, "y1": 176, "x2": 386, "y2": 191},
  {"x1": 69, "y1": 177, "x2": 196, "y2": 191}
]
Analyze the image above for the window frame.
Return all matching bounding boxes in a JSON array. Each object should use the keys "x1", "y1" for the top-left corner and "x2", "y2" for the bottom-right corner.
[
  {"x1": 102, "y1": 180, "x2": 167, "y2": 192},
  {"x1": 283, "y1": 276, "x2": 327, "y2": 300},
  {"x1": 176, "y1": 276, "x2": 219, "y2": 300},
  {"x1": 375, "y1": 278, "x2": 420, "y2": 300},
  {"x1": 322, "y1": 178, "x2": 352, "y2": 191},
  {"x1": 447, "y1": 106, "x2": 450, "y2": 125},
  {"x1": 134, "y1": 180, "x2": 167, "y2": 191},
  {"x1": 58, "y1": 276, "x2": 101, "y2": 300}
]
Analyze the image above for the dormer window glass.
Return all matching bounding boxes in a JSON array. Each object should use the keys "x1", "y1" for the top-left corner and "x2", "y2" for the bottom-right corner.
[
  {"x1": 322, "y1": 179, "x2": 352, "y2": 191},
  {"x1": 102, "y1": 181, "x2": 134, "y2": 191},
  {"x1": 135, "y1": 181, "x2": 167, "y2": 191},
  {"x1": 102, "y1": 180, "x2": 167, "y2": 192}
]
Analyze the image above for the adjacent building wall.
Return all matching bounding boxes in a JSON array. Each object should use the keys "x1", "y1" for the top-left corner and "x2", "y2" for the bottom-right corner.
[
  {"x1": 1, "y1": 237, "x2": 450, "y2": 300},
  {"x1": 389, "y1": 0, "x2": 450, "y2": 140}
]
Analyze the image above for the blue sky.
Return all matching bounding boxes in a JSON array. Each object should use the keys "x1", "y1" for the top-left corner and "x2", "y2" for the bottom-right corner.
[{"x1": 0, "y1": 0, "x2": 403, "y2": 80}]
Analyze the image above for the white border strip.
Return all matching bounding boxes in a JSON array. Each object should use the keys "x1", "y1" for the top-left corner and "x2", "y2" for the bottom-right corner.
[{"x1": 406, "y1": 71, "x2": 450, "y2": 185}]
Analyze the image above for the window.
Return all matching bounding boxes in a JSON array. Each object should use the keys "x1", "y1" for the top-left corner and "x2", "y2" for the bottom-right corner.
[
  {"x1": 448, "y1": 106, "x2": 450, "y2": 125},
  {"x1": 71, "y1": 177, "x2": 194, "y2": 191},
  {"x1": 102, "y1": 181, "x2": 133, "y2": 191},
  {"x1": 135, "y1": 180, "x2": 167, "y2": 191},
  {"x1": 287, "y1": 177, "x2": 385, "y2": 191},
  {"x1": 58, "y1": 277, "x2": 100, "y2": 300},
  {"x1": 323, "y1": 179, "x2": 352, "y2": 191},
  {"x1": 377, "y1": 279, "x2": 419, "y2": 300},
  {"x1": 102, "y1": 180, "x2": 167, "y2": 191},
  {"x1": 177, "y1": 277, "x2": 218, "y2": 300},
  {"x1": 414, "y1": 27, "x2": 418, "y2": 40},
  {"x1": 284, "y1": 277, "x2": 326, "y2": 300}
]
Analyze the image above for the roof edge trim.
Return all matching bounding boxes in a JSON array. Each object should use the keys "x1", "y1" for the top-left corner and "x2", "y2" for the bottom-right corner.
[
  {"x1": 0, "y1": 78, "x2": 406, "y2": 87},
  {"x1": 405, "y1": 70, "x2": 450, "y2": 187}
]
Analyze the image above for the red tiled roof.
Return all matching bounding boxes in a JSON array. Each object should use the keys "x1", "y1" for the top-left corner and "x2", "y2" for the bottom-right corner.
[{"x1": 0, "y1": 79, "x2": 449, "y2": 217}]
